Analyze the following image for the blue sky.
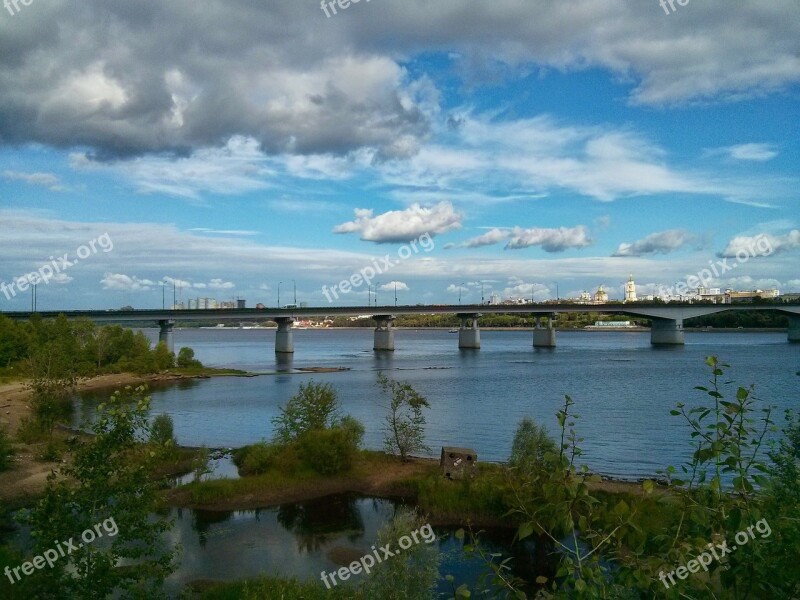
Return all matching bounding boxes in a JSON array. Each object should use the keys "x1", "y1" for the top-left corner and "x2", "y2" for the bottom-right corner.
[{"x1": 0, "y1": 1, "x2": 798, "y2": 310}]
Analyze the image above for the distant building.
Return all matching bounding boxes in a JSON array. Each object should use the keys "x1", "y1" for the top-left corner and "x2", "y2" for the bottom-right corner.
[
  {"x1": 726, "y1": 289, "x2": 779, "y2": 303},
  {"x1": 623, "y1": 274, "x2": 637, "y2": 303},
  {"x1": 578, "y1": 291, "x2": 592, "y2": 304},
  {"x1": 593, "y1": 286, "x2": 608, "y2": 304}
]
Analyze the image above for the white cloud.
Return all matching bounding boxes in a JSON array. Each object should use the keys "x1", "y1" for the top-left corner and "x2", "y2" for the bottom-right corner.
[
  {"x1": 708, "y1": 143, "x2": 780, "y2": 162},
  {"x1": 719, "y1": 230, "x2": 800, "y2": 258},
  {"x1": 101, "y1": 273, "x2": 155, "y2": 291},
  {"x1": 506, "y1": 226, "x2": 592, "y2": 252},
  {"x1": 460, "y1": 228, "x2": 510, "y2": 248},
  {"x1": 333, "y1": 201, "x2": 462, "y2": 243},
  {"x1": 613, "y1": 230, "x2": 696, "y2": 257},
  {"x1": 3, "y1": 170, "x2": 65, "y2": 192},
  {"x1": 378, "y1": 281, "x2": 408, "y2": 292}
]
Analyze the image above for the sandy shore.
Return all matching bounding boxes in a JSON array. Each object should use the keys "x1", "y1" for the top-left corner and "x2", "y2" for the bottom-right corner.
[{"x1": 0, "y1": 372, "x2": 207, "y2": 504}]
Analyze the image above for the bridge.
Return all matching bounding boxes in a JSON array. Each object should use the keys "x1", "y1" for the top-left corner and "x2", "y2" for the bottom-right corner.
[{"x1": 5, "y1": 303, "x2": 799, "y2": 353}]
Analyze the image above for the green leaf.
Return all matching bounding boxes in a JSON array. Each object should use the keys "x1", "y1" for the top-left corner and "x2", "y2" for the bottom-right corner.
[{"x1": 518, "y1": 521, "x2": 535, "y2": 541}]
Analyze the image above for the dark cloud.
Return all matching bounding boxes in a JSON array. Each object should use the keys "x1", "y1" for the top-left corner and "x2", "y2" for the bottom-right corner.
[{"x1": 0, "y1": 0, "x2": 797, "y2": 159}]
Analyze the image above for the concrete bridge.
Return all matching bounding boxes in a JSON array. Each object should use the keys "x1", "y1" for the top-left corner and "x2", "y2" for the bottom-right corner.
[{"x1": 3, "y1": 303, "x2": 799, "y2": 353}]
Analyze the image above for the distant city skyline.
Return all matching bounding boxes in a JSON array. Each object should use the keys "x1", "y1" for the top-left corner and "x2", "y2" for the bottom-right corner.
[{"x1": 1, "y1": 2, "x2": 798, "y2": 310}]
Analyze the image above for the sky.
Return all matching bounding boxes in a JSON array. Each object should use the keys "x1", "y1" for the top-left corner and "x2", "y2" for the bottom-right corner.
[{"x1": 0, "y1": 0, "x2": 798, "y2": 310}]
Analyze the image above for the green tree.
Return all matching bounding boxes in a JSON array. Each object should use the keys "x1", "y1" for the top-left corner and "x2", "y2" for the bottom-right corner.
[
  {"x1": 378, "y1": 373, "x2": 430, "y2": 462},
  {"x1": 272, "y1": 381, "x2": 340, "y2": 443},
  {"x1": 176, "y1": 346, "x2": 202, "y2": 368},
  {"x1": 149, "y1": 413, "x2": 176, "y2": 447},
  {"x1": 508, "y1": 417, "x2": 557, "y2": 478},
  {"x1": 24, "y1": 385, "x2": 176, "y2": 599}
]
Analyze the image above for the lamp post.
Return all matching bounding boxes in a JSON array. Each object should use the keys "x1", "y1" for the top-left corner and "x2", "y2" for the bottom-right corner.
[
  {"x1": 278, "y1": 281, "x2": 282, "y2": 307},
  {"x1": 161, "y1": 282, "x2": 165, "y2": 310},
  {"x1": 375, "y1": 281, "x2": 380, "y2": 307},
  {"x1": 458, "y1": 282, "x2": 466, "y2": 305},
  {"x1": 481, "y1": 282, "x2": 485, "y2": 305},
  {"x1": 394, "y1": 282, "x2": 398, "y2": 307},
  {"x1": 292, "y1": 279, "x2": 296, "y2": 305},
  {"x1": 368, "y1": 284, "x2": 371, "y2": 307}
]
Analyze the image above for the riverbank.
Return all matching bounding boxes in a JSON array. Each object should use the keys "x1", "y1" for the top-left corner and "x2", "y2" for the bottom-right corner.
[{"x1": 0, "y1": 368, "x2": 250, "y2": 504}]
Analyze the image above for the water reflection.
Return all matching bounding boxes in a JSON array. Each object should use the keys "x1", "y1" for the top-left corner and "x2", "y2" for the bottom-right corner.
[{"x1": 166, "y1": 493, "x2": 553, "y2": 593}]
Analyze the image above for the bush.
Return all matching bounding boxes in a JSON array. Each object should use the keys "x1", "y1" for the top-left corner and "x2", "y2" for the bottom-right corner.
[
  {"x1": 297, "y1": 428, "x2": 357, "y2": 475},
  {"x1": 508, "y1": 417, "x2": 557, "y2": 477},
  {"x1": 177, "y1": 347, "x2": 202, "y2": 369},
  {"x1": 337, "y1": 415, "x2": 365, "y2": 449},
  {"x1": 233, "y1": 442, "x2": 300, "y2": 476},
  {"x1": 0, "y1": 427, "x2": 12, "y2": 471},
  {"x1": 273, "y1": 381, "x2": 340, "y2": 443},
  {"x1": 150, "y1": 413, "x2": 176, "y2": 447}
]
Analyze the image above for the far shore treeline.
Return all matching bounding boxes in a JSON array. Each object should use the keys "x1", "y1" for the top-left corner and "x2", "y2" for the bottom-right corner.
[{"x1": 0, "y1": 314, "x2": 200, "y2": 378}]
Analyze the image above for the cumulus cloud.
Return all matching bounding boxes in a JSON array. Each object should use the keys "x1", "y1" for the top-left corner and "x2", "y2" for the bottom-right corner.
[
  {"x1": 333, "y1": 201, "x2": 462, "y2": 243},
  {"x1": 101, "y1": 273, "x2": 156, "y2": 291},
  {"x1": 0, "y1": 0, "x2": 796, "y2": 165},
  {"x1": 613, "y1": 229, "x2": 696, "y2": 257},
  {"x1": 718, "y1": 230, "x2": 800, "y2": 258},
  {"x1": 708, "y1": 143, "x2": 780, "y2": 162},
  {"x1": 460, "y1": 228, "x2": 510, "y2": 248},
  {"x1": 505, "y1": 226, "x2": 592, "y2": 252},
  {"x1": 378, "y1": 281, "x2": 409, "y2": 292}
]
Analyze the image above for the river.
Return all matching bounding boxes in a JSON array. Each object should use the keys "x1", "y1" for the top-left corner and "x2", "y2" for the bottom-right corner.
[{"x1": 74, "y1": 328, "x2": 799, "y2": 480}]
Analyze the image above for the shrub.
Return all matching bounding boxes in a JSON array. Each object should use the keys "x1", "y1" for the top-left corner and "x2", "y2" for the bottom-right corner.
[
  {"x1": 177, "y1": 347, "x2": 202, "y2": 369},
  {"x1": 508, "y1": 417, "x2": 557, "y2": 477},
  {"x1": 0, "y1": 427, "x2": 12, "y2": 471},
  {"x1": 150, "y1": 413, "x2": 176, "y2": 447},
  {"x1": 297, "y1": 428, "x2": 357, "y2": 475},
  {"x1": 337, "y1": 415, "x2": 365, "y2": 449},
  {"x1": 233, "y1": 442, "x2": 300, "y2": 476},
  {"x1": 272, "y1": 381, "x2": 340, "y2": 443}
]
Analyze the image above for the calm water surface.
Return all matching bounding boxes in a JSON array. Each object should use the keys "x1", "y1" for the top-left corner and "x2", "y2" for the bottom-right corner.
[{"x1": 75, "y1": 328, "x2": 800, "y2": 479}]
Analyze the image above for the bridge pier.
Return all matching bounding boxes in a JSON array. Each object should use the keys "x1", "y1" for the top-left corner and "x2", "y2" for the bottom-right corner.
[
  {"x1": 457, "y1": 314, "x2": 481, "y2": 349},
  {"x1": 650, "y1": 318, "x2": 684, "y2": 345},
  {"x1": 789, "y1": 315, "x2": 800, "y2": 343},
  {"x1": 533, "y1": 316, "x2": 556, "y2": 348},
  {"x1": 157, "y1": 319, "x2": 175, "y2": 353},
  {"x1": 275, "y1": 317, "x2": 295, "y2": 354},
  {"x1": 373, "y1": 315, "x2": 395, "y2": 351}
]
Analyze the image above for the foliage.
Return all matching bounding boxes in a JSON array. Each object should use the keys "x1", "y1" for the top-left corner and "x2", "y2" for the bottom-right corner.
[
  {"x1": 378, "y1": 373, "x2": 430, "y2": 461},
  {"x1": 360, "y1": 508, "x2": 441, "y2": 600},
  {"x1": 0, "y1": 314, "x2": 195, "y2": 378},
  {"x1": 177, "y1": 346, "x2": 202, "y2": 368},
  {"x1": 338, "y1": 414, "x2": 365, "y2": 449},
  {"x1": 272, "y1": 381, "x2": 340, "y2": 443},
  {"x1": 0, "y1": 426, "x2": 12, "y2": 471},
  {"x1": 192, "y1": 445, "x2": 213, "y2": 482},
  {"x1": 150, "y1": 413, "x2": 176, "y2": 447},
  {"x1": 22, "y1": 385, "x2": 176, "y2": 599},
  {"x1": 297, "y1": 427, "x2": 358, "y2": 475},
  {"x1": 508, "y1": 417, "x2": 557, "y2": 478}
]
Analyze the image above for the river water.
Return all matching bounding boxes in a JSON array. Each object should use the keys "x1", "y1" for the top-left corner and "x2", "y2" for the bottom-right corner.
[{"x1": 74, "y1": 328, "x2": 799, "y2": 480}]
